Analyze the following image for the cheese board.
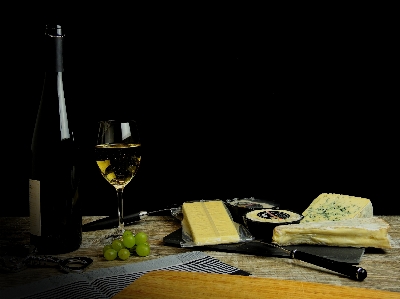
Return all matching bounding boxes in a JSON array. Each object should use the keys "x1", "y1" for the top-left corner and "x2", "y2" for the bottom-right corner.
[
  {"x1": 163, "y1": 227, "x2": 365, "y2": 264},
  {"x1": 112, "y1": 270, "x2": 400, "y2": 299}
]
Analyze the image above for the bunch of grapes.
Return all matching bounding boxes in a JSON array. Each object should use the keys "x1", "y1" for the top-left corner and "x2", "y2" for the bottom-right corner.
[{"x1": 103, "y1": 230, "x2": 150, "y2": 261}]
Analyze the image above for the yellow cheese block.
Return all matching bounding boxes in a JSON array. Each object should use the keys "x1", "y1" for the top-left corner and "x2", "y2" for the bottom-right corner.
[
  {"x1": 301, "y1": 193, "x2": 373, "y2": 222},
  {"x1": 182, "y1": 200, "x2": 240, "y2": 245},
  {"x1": 272, "y1": 217, "x2": 392, "y2": 248}
]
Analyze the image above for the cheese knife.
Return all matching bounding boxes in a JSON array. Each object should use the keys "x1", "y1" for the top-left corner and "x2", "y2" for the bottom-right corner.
[
  {"x1": 258, "y1": 241, "x2": 367, "y2": 281},
  {"x1": 82, "y1": 204, "x2": 181, "y2": 232}
]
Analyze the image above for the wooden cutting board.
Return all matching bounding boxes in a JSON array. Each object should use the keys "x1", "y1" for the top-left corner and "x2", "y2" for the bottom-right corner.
[{"x1": 112, "y1": 270, "x2": 400, "y2": 299}]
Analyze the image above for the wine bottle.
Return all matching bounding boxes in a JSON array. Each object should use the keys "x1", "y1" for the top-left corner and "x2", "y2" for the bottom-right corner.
[{"x1": 29, "y1": 25, "x2": 82, "y2": 254}]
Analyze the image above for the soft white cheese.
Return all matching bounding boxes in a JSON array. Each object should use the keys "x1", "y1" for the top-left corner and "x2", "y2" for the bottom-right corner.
[{"x1": 272, "y1": 217, "x2": 391, "y2": 248}]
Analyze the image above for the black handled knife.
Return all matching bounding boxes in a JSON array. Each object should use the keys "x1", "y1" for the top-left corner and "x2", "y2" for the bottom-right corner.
[
  {"x1": 82, "y1": 204, "x2": 181, "y2": 232},
  {"x1": 258, "y1": 241, "x2": 367, "y2": 281}
]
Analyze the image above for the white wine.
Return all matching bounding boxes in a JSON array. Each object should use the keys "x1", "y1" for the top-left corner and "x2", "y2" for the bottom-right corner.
[
  {"x1": 29, "y1": 25, "x2": 82, "y2": 254},
  {"x1": 95, "y1": 143, "x2": 141, "y2": 189}
]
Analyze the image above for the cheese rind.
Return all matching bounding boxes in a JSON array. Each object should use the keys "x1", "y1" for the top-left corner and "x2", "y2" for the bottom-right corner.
[
  {"x1": 301, "y1": 193, "x2": 373, "y2": 222},
  {"x1": 272, "y1": 217, "x2": 391, "y2": 248},
  {"x1": 182, "y1": 200, "x2": 240, "y2": 245}
]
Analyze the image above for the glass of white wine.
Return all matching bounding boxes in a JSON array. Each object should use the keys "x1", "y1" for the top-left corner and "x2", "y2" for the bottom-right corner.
[{"x1": 95, "y1": 120, "x2": 141, "y2": 236}]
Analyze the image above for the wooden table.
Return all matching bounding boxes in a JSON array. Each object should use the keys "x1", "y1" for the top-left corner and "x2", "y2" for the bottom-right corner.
[{"x1": 0, "y1": 215, "x2": 399, "y2": 294}]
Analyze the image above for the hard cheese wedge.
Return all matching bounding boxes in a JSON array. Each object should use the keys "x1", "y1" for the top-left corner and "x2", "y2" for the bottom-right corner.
[
  {"x1": 182, "y1": 200, "x2": 240, "y2": 245},
  {"x1": 301, "y1": 193, "x2": 373, "y2": 222},
  {"x1": 272, "y1": 217, "x2": 392, "y2": 248}
]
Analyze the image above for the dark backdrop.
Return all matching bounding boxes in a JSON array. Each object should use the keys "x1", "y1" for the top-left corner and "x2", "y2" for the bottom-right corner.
[{"x1": 3, "y1": 23, "x2": 398, "y2": 217}]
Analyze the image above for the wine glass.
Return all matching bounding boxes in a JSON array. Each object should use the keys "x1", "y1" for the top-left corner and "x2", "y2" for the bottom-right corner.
[{"x1": 95, "y1": 120, "x2": 141, "y2": 236}]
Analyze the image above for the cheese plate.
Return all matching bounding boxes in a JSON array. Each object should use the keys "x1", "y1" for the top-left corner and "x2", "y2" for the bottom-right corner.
[{"x1": 163, "y1": 228, "x2": 365, "y2": 264}]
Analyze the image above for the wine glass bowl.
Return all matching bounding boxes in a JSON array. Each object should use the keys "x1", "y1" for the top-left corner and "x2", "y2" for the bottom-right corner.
[{"x1": 95, "y1": 120, "x2": 141, "y2": 236}]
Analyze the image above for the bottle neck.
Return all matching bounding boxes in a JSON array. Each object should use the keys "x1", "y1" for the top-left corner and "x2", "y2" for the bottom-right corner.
[
  {"x1": 44, "y1": 25, "x2": 64, "y2": 72},
  {"x1": 42, "y1": 25, "x2": 71, "y2": 141},
  {"x1": 45, "y1": 25, "x2": 64, "y2": 37}
]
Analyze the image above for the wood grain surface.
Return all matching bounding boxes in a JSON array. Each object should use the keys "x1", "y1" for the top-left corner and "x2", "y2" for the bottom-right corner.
[
  {"x1": 0, "y1": 215, "x2": 399, "y2": 293},
  {"x1": 112, "y1": 270, "x2": 400, "y2": 299}
]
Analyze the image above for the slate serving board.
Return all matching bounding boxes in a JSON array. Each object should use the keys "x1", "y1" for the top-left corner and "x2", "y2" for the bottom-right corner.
[{"x1": 163, "y1": 228, "x2": 365, "y2": 264}]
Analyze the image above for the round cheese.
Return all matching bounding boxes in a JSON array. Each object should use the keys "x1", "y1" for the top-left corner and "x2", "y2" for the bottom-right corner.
[{"x1": 246, "y1": 209, "x2": 303, "y2": 223}]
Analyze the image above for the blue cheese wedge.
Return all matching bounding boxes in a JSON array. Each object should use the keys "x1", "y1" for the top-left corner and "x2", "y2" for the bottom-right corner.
[
  {"x1": 272, "y1": 217, "x2": 392, "y2": 248},
  {"x1": 182, "y1": 200, "x2": 240, "y2": 245},
  {"x1": 301, "y1": 193, "x2": 373, "y2": 222}
]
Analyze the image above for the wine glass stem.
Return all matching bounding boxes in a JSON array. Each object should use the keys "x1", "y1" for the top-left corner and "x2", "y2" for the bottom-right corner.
[{"x1": 116, "y1": 188, "x2": 124, "y2": 233}]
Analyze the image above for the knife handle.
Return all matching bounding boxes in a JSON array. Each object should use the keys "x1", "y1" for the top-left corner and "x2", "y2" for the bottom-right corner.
[
  {"x1": 82, "y1": 212, "x2": 143, "y2": 232},
  {"x1": 290, "y1": 249, "x2": 367, "y2": 281}
]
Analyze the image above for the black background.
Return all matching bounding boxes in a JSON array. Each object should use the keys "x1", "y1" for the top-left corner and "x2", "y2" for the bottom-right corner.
[{"x1": 3, "y1": 21, "x2": 399, "y2": 217}]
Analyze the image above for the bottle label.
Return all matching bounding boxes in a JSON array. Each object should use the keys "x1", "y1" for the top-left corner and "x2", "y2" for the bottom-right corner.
[{"x1": 29, "y1": 179, "x2": 41, "y2": 236}]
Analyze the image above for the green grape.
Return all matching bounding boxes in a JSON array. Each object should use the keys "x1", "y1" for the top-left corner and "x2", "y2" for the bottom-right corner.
[
  {"x1": 104, "y1": 248, "x2": 118, "y2": 261},
  {"x1": 118, "y1": 248, "x2": 130, "y2": 260},
  {"x1": 122, "y1": 234, "x2": 136, "y2": 248},
  {"x1": 135, "y1": 244, "x2": 150, "y2": 257},
  {"x1": 102, "y1": 231, "x2": 151, "y2": 260},
  {"x1": 112, "y1": 239, "x2": 125, "y2": 252},
  {"x1": 123, "y1": 230, "x2": 133, "y2": 238},
  {"x1": 135, "y1": 231, "x2": 148, "y2": 245},
  {"x1": 103, "y1": 244, "x2": 113, "y2": 255}
]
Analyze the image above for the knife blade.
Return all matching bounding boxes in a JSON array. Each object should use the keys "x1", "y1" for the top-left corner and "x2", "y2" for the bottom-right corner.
[{"x1": 82, "y1": 204, "x2": 180, "y2": 232}]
